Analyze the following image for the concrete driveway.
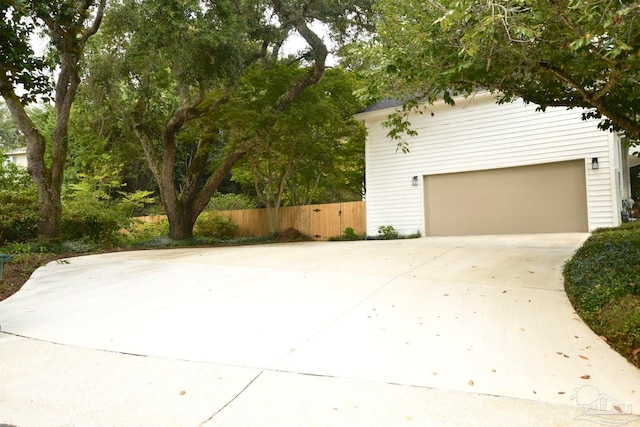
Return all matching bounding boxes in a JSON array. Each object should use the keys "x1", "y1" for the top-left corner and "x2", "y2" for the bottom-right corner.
[{"x1": 1, "y1": 234, "x2": 640, "y2": 426}]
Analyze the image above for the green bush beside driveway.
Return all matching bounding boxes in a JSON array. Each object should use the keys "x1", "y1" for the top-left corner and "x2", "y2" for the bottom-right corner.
[{"x1": 564, "y1": 222, "x2": 640, "y2": 368}]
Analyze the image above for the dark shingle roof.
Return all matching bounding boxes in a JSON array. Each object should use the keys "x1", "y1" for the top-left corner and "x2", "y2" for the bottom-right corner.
[{"x1": 360, "y1": 98, "x2": 403, "y2": 113}]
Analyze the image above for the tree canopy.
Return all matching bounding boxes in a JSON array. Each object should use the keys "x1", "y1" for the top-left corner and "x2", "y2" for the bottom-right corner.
[
  {"x1": 228, "y1": 65, "x2": 366, "y2": 231},
  {"x1": 365, "y1": 0, "x2": 640, "y2": 140},
  {"x1": 83, "y1": 0, "x2": 372, "y2": 239}
]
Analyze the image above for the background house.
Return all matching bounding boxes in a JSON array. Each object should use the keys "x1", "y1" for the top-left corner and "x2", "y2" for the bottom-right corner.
[
  {"x1": 2, "y1": 146, "x2": 28, "y2": 168},
  {"x1": 356, "y1": 91, "x2": 633, "y2": 237}
]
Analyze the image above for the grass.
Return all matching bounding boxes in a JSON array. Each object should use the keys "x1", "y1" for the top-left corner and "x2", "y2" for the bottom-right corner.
[{"x1": 564, "y1": 221, "x2": 640, "y2": 368}]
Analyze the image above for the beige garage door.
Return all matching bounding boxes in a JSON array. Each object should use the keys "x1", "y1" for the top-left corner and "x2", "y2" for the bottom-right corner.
[{"x1": 424, "y1": 160, "x2": 588, "y2": 236}]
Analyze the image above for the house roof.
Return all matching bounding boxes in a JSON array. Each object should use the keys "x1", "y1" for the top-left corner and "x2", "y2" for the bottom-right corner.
[
  {"x1": 359, "y1": 91, "x2": 483, "y2": 114},
  {"x1": 4, "y1": 146, "x2": 27, "y2": 155},
  {"x1": 360, "y1": 98, "x2": 403, "y2": 113}
]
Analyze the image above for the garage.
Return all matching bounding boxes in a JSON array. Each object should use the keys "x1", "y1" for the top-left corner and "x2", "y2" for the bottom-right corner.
[{"x1": 423, "y1": 160, "x2": 589, "y2": 236}]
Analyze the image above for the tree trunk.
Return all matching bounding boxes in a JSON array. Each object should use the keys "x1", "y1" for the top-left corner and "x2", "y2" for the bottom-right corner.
[
  {"x1": 3, "y1": 94, "x2": 65, "y2": 238},
  {"x1": 266, "y1": 204, "x2": 281, "y2": 234},
  {"x1": 0, "y1": 1, "x2": 104, "y2": 239},
  {"x1": 164, "y1": 201, "x2": 197, "y2": 240}
]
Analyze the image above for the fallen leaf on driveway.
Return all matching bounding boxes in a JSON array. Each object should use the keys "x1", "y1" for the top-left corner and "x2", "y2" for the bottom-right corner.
[
  {"x1": 579, "y1": 355, "x2": 589, "y2": 360},
  {"x1": 468, "y1": 380, "x2": 474, "y2": 386},
  {"x1": 558, "y1": 391, "x2": 565, "y2": 395},
  {"x1": 614, "y1": 405, "x2": 623, "y2": 413},
  {"x1": 581, "y1": 375, "x2": 591, "y2": 380}
]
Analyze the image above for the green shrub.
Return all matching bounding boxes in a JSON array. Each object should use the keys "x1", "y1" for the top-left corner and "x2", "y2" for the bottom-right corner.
[
  {"x1": 564, "y1": 223, "x2": 640, "y2": 322},
  {"x1": 564, "y1": 221, "x2": 640, "y2": 367},
  {"x1": 377, "y1": 225, "x2": 399, "y2": 240},
  {"x1": 0, "y1": 163, "x2": 39, "y2": 243},
  {"x1": 342, "y1": 227, "x2": 363, "y2": 240},
  {"x1": 62, "y1": 201, "x2": 124, "y2": 242},
  {"x1": 597, "y1": 294, "x2": 640, "y2": 366},
  {"x1": 123, "y1": 218, "x2": 170, "y2": 244},
  {"x1": 194, "y1": 213, "x2": 239, "y2": 239},
  {"x1": 206, "y1": 193, "x2": 257, "y2": 211},
  {"x1": 329, "y1": 227, "x2": 365, "y2": 241},
  {"x1": 61, "y1": 173, "x2": 155, "y2": 245}
]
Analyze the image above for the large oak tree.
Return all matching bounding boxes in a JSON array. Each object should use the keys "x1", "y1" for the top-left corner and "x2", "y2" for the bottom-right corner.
[{"x1": 87, "y1": 0, "x2": 372, "y2": 239}]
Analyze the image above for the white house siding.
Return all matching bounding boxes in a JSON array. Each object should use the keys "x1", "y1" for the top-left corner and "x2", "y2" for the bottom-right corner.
[
  {"x1": 360, "y1": 92, "x2": 619, "y2": 236},
  {"x1": 3, "y1": 147, "x2": 28, "y2": 168}
]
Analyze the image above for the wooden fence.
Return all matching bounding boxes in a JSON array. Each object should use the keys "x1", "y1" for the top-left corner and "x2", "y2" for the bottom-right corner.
[
  {"x1": 215, "y1": 201, "x2": 366, "y2": 240},
  {"x1": 139, "y1": 200, "x2": 366, "y2": 241}
]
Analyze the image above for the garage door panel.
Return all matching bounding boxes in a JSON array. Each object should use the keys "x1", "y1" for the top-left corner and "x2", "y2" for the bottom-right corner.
[{"x1": 424, "y1": 160, "x2": 588, "y2": 236}]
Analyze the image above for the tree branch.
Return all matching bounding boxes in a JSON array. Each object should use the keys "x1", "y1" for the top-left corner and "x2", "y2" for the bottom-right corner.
[
  {"x1": 82, "y1": 0, "x2": 107, "y2": 43},
  {"x1": 271, "y1": 0, "x2": 328, "y2": 113},
  {"x1": 537, "y1": 61, "x2": 640, "y2": 138}
]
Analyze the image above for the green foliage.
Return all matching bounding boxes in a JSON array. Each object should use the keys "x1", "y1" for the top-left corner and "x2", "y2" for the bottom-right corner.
[
  {"x1": 329, "y1": 227, "x2": 365, "y2": 241},
  {"x1": 342, "y1": 227, "x2": 362, "y2": 240},
  {"x1": 79, "y1": 0, "x2": 373, "y2": 240},
  {"x1": 194, "y1": 213, "x2": 240, "y2": 239},
  {"x1": 206, "y1": 193, "x2": 257, "y2": 211},
  {"x1": 119, "y1": 190, "x2": 157, "y2": 216},
  {"x1": 4, "y1": 242, "x2": 35, "y2": 255},
  {"x1": 366, "y1": 0, "x2": 640, "y2": 141},
  {"x1": 564, "y1": 223, "x2": 640, "y2": 320},
  {"x1": 0, "y1": 103, "x2": 26, "y2": 149},
  {"x1": 122, "y1": 218, "x2": 170, "y2": 245},
  {"x1": 1, "y1": 0, "x2": 107, "y2": 239},
  {"x1": 564, "y1": 222, "x2": 640, "y2": 366},
  {"x1": 229, "y1": 65, "x2": 367, "y2": 209},
  {"x1": 598, "y1": 295, "x2": 640, "y2": 366},
  {"x1": 0, "y1": 4, "x2": 51, "y2": 104},
  {"x1": 61, "y1": 168, "x2": 155, "y2": 243},
  {"x1": 62, "y1": 201, "x2": 122, "y2": 243},
  {"x1": 377, "y1": 225, "x2": 399, "y2": 240},
  {"x1": 0, "y1": 162, "x2": 39, "y2": 243},
  {"x1": 367, "y1": 225, "x2": 421, "y2": 240}
]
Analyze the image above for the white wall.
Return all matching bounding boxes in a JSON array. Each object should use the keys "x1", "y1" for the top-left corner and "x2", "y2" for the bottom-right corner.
[
  {"x1": 359, "y1": 92, "x2": 619, "y2": 236},
  {"x1": 3, "y1": 147, "x2": 28, "y2": 168}
]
